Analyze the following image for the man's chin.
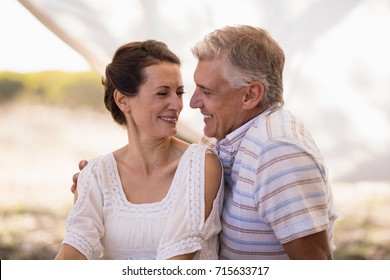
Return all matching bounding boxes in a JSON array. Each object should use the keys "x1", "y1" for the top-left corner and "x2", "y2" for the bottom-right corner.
[
  {"x1": 203, "y1": 128, "x2": 214, "y2": 138},
  {"x1": 204, "y1": 129, "x2": 221, "y2": 140}
]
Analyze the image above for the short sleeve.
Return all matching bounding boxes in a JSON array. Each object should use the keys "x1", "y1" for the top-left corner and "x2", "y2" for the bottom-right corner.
[
  {"x1": 254, "y1": 140, "x2": 330, "y2": 244},
  {"x1": 155, "y1": 145, "x2": 222, "y2": 259},
  {"x1": 62, "y1": 158, "x2": 105, "y2": 259}
]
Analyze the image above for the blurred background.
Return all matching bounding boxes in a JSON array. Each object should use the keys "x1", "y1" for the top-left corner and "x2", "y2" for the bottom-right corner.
[{"x1": 0, "y1": 0, "x2": 389, "y2": 259}]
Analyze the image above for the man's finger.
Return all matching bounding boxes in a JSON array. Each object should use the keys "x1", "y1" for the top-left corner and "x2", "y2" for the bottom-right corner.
[
  {"x1": 71, "y1": 183, "x2": 76, "y2": 194},
  {"x1": 79, "y1": 160, "x2": 88, "y2": 170},
  {"x1": 71, "y1": 173, "x2": 79, "y2": 193},
  {"x1": 72, "y1": 172, "x2": 79, "y2": 184},
  {"x1": 73, "y1": 189, "x2": 78, "y2": 204}
]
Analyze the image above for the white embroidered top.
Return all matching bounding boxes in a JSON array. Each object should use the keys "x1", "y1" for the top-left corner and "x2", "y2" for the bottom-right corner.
[{"x1": 62, "y1": 144, "x2": 223, "y2": 259}]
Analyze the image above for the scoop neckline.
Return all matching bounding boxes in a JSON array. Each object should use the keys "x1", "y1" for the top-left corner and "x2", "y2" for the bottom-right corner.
[{"x1": 108, "y1": 144, "x2": 195, "y2": 207}]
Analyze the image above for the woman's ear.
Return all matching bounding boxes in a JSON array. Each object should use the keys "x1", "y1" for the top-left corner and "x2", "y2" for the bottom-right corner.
[
  {"x1": 114, "y1": 89, "x2": 130, "y2": 112},
  {"x1": 242, "y1": 82, "x2": 264, "y2": 110}
]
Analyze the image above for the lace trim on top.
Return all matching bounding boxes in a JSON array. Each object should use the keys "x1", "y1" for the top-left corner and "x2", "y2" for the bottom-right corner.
[
  {"x1": 186, "y1": 146, "x2": 204, "y2": 232},
  {"x1": 156, "y1": 234, "x2": 203, "y2": 260},
  {"x1": 64, "y1": 144, "x2": 213, "y2": 259},
  {"x1": 101, "y1": 150, "x2": 186, "y2": 216}
]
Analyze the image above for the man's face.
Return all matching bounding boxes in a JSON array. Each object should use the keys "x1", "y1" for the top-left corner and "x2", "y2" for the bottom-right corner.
[{"x1": 190, "y1": 58, "x2": 247, "y2": 140}]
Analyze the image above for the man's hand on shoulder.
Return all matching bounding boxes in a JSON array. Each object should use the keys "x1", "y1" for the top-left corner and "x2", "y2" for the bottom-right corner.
[{"x1": 71, "y1": 160, "x2": 88, "y2": 203}]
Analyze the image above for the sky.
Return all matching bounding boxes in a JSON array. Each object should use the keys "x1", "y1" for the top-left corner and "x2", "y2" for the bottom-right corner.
[{"x1": 0, "y1": 0, "x2": 90, "y2": 72}]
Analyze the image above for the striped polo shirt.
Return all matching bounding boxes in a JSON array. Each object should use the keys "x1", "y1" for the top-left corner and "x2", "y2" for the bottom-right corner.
[{"x1": 211, "y1": 107, "x2": 337, "y2": 260}]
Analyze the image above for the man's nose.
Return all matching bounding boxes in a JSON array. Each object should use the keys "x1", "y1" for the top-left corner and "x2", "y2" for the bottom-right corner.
[{"x1": 190, "y1": 90, "x2": 201, "y2": 109}]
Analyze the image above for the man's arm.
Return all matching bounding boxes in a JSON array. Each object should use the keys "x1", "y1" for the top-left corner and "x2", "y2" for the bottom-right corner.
[{"x1": 282, "y1": 230, "x2": 333, "y2": 260}]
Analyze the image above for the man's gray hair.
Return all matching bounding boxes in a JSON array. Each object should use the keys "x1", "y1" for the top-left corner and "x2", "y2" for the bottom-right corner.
[{"x1": 192, "y1": 25, "x2": 285, "y2": 109}]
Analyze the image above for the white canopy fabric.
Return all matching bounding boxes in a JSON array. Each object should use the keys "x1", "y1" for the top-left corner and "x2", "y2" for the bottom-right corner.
[{"x1": 18, "y1": 0, "x2": 390, "y2": 182}]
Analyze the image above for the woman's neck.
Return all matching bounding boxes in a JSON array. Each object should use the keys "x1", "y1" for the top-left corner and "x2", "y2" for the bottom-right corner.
[{"x1": 117, "y1": 134, "x2": 188, "y2": 175}]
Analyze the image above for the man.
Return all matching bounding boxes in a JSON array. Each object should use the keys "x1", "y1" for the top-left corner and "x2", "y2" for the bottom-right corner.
[
  {"x1": 189, "y1": 25, "x2": 336, "y2": 260},
  {"x1": 72, "y1": 25, "x2": 337, "y2": 259}
]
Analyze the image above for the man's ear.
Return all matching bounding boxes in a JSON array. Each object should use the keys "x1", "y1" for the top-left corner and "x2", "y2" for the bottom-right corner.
[
  {"x1": 114, "y1": 89, "x2": 130, "y2": 112},
  {"x1": 242, "y1": 82, "x2": 264, "y2": 110}
]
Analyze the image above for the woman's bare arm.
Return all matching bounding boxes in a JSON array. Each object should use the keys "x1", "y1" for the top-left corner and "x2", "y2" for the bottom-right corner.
[{"x1": 55, "y1": 244, "x2": 87, "y2": 260}]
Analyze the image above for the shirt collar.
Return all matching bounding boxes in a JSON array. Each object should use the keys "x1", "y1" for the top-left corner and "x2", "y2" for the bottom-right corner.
[
  {"x1": 216, "y1": 115, "x2": 256, "y2": 153},
  {"x1": 216, "y1": 106, "x2": 278, "y2": 152}
]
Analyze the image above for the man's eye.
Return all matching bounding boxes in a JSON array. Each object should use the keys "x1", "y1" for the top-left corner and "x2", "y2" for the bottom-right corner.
[{"x1": 157, "y1": 92, "x2": 168, "y2": 96}]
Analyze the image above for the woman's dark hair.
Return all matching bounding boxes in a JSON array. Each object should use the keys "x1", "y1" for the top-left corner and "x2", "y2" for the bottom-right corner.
[{"x1": 103, "y1": 40, "x2": 181, "y2": 125}]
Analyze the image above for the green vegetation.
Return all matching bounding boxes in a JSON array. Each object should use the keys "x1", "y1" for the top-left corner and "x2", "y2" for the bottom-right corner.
[{"x1": 0, "y1": 71, "x2": 105, "y2": 111}]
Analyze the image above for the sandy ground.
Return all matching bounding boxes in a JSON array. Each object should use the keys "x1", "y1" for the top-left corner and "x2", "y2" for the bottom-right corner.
[{"x1": 1, "y1": 105, "x2": 389, "y2": 259}]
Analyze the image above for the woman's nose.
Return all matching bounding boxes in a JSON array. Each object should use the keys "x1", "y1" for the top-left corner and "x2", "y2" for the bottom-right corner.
[{"x1": 169, "y1": 93, "x2": 183, "y2": 111}]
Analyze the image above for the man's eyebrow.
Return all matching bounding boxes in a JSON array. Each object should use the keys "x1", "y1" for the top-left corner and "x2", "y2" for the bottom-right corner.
[{"x1": 196, "y1": 84, "x2": 211, "y2": 91}]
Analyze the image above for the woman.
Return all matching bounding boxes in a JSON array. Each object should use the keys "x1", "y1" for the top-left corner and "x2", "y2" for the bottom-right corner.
[{"x1": 55, "y1": 40, "x2": 223, "y2": 260}]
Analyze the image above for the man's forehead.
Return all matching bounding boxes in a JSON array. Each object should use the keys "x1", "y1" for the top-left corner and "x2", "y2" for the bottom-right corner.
[{"x1": 195, "y1": 59, "x2": 222, "y2": 77}]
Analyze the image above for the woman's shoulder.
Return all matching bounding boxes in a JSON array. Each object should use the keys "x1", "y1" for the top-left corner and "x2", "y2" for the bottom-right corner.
[
  {"x1": 79, "y1": 153, "x2": 116, "y2": 179},
  {"x1": 83, "y1": 152, "x2": 112, "y2": 167},
  {"x1": 77, "y1": 153, "x2": 117, "y2": 195},
  {"x1": 187, "y1": 142, "x2": 214, "y2": 153},
  {"x1": 190, "y1": 144, "x2": 220, "y2": 163}
]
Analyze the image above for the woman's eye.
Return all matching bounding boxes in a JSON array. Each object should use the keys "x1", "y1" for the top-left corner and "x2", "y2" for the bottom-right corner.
[
  {"x1": 177, "y1": 91, "x2": 185, "y2": 97},
  {"x1": 157, "y1": 92, "x2": 168, "y2": 96}
]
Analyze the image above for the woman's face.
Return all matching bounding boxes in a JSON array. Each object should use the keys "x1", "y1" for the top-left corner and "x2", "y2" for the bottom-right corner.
[{"x1": 128, "y1": 62, "x2": 184, "y2": 139}]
